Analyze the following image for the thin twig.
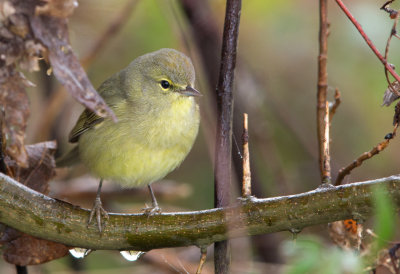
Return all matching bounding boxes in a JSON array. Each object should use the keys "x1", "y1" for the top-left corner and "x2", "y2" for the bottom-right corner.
[
  {"x1": 213, "y1": 0, "x2": 242, "y2": 273},
  {"x1": 196, "y1": 247, "x2": 208, "y2": 274},
  {"x1": 329, "y1": 88, "x2": 341, "y2": 121},
  {"x1": 317, "y1": 0, "x2": 331, "y2": 183},
  {"x1": 242, "y1": 113, "x2": 251, "y2": 197},
  {"x1": 334, "y1": 0, "x2": 400, "y2": 84},
  {"x1": 335, "y1": 124, "x2": 398, "y2": 185},
  {"x1": 383, "y1": 7, "x2": 400, "y2": 96}
]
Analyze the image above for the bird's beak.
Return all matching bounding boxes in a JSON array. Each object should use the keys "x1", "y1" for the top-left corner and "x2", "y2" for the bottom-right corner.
[{"x1": 179, "y1": 86, "x2": 202, "y2": 97}]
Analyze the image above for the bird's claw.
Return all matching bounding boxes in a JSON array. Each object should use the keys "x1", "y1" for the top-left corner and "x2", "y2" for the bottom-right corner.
[
  {"x1": 88, "y1": 197, "x2": 109, "y2": 233},
  {"x1": 141, "y1": 204, "x2": 162, "y2": 215}
]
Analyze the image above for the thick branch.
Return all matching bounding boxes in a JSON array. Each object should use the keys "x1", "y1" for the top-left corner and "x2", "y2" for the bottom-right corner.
[
  {"x1": 1, "y1": 173, "x2": 400, "y2": 251},
  {"x1": 214, "y1": 0, "x2": 242, "y2": 272}
]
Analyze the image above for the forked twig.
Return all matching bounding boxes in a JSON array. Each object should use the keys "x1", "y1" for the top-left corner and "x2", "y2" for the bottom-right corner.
[
  {"x1": 334, "y1": 0, "x2": 400, "y2": 84},
  {"x1": 382, "y1": 1, "x2": 400, "y2": 96},
  {"x1": 335, "y1": 124, "x2": 399, "y2": 185}
]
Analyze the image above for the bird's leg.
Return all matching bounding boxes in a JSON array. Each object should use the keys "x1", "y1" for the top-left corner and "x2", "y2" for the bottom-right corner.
[
  {"x1": 142, "y1": 184, "x2": 161, "y2": 214},
  {"x1": 88, "y1": 179, "x2": 109, "y2": 232}
]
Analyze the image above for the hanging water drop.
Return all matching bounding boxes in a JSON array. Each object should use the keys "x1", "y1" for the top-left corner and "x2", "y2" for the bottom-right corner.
[
  {"x1": 69, "y1": 248, "x2": 92, "y2": 259},
  {"x1": 120, "y1": 250, "x2": 146, "y2": 261},
  {"x1": 289, "y1": 227, "x2": 302, "y2": 241}
]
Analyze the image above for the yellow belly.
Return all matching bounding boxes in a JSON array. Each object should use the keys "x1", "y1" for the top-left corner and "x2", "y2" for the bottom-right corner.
[{"x1": 78, "y1": 97, "x2": 199, "y2": 187}]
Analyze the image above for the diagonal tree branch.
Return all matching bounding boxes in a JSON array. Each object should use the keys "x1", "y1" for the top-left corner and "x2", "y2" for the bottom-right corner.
[
  {"x1": 334, "y1": 0, "x2": 400, "y2": 84},
  {"x1": 1, "y1": 173, "x2": 400, "y2": 251}
]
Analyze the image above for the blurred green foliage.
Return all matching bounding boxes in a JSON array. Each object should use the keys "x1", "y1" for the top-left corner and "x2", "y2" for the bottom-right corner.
[
  {"x1": 282, "y1": 236, "x2": 363, "y2": 274},
  {"x1": 12, "y1": 0, "x2": 400, "y2": 273},
  {"x1": 372, "y1": 185, "x2": 396, "y2": 250}
]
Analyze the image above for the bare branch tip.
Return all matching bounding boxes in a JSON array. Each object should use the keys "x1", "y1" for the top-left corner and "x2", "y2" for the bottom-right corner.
[{"x1": 241, "y1": 112, "x2": 251, "y2": 197}]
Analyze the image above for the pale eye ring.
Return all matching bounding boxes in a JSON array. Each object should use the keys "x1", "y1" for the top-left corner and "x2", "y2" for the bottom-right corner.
[{"x1": 160, "y1": 80, "x2": 171, "y2": 89}]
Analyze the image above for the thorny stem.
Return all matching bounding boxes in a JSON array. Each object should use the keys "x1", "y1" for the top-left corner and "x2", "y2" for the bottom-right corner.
[
  {"x1": 334, "y1": 0, "x2": 400, "y2": 85},
  {"x1": 317, "y1": 0, "x2": 331, "y2": 183},
  {"x1": 335, "y1": 124, "x2": 399, "y2": 185}
]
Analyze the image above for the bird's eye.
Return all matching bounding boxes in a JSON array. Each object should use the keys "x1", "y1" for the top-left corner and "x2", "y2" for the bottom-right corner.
[{"x1": 160, "y1": 80, "x2": 171, "y2": 89}]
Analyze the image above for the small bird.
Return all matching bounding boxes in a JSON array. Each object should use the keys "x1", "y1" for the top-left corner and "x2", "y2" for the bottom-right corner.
[{"x1": 57, "y1": 48, "x2": 201, "y2": 231}]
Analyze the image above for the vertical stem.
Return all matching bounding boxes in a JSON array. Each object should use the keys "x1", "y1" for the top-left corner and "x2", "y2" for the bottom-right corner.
[
  {"x1": 317, "y1": 0, "x2": 331, "y2": 184},
  {"x1": 214, "y1": 0, "x2": 242, "y2": 273},
  {"x1": 242, "y1": 113, "x2": 251, "y2": 197},
  {"x1": 323, "y1": 102, "x2": 330, "y2": 179}
]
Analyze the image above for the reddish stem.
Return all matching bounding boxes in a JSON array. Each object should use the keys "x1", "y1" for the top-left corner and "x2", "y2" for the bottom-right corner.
[{"x1": 334, "y1": 0, "x2": 400, "y2": 83}]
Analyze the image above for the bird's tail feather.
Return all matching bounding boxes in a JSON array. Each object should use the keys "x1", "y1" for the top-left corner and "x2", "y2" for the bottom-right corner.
[{"x1": 56, "y1": 146, "x2": 80, "y2": 167}]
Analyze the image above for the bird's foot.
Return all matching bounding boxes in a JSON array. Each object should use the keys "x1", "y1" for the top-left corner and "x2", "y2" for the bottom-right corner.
[
  {"x1": 87, "y1": 196, "x2": 109, "y2": 233},
  {"x1": 141, "y1": 204, "x2": 162, "y2": 215}
]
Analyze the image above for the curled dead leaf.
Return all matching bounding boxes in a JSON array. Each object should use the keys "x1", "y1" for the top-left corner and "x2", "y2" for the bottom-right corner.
[
  {"x1": 5, "y1": 141, "x2": 57, "y2": 193},
  {"x1": 2, "y1": 231, "x2": 69, "y2": 266},
  {"x1": 382, "y1": 81, "x2": 400, "y2": 107},
  {"x1": 30, "y1": 15, "x2": 116, "y2": 120}
]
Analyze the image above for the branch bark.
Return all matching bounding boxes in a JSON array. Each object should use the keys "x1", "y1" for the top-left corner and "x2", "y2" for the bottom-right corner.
[{"x1": 1, "y1": 173, "x2": 400, "y2": 251}]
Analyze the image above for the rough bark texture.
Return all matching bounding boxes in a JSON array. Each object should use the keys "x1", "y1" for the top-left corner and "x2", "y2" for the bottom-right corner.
[{"x1": 0, "y1": 173, "x2": 399, "y2": 251}]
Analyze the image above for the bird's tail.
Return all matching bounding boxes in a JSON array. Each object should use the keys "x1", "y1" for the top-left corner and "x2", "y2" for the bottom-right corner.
[{"x1": 55, "y1": 146, "x2": 80, "y2": 167}]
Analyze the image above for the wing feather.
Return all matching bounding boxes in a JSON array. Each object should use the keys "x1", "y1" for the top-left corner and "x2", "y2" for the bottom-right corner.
[{"x1": 69, "y1": 109, "x2": 104, "y2": 143}]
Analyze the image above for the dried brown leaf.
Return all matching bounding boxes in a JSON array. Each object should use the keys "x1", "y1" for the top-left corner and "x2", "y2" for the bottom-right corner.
[
  {"x1": 5, "y1": 141, "x2": 57, "y2": 193},
  {"x1": 0, "y1": 67, "x2": 30, "y2": 168},
  {"x1": 2, "y1": 231, "x2": 69, "y2": 266},
  {"x1": 1, "y1": 140, "x2": 69, "y2": 266},
  {"x1": 382, "y1": 81, "x2": 400, "y2": 106},
  {"x1": 0, "y1": 1, "x2": 17, "y2": 19},
  {"x1": 35, "y1": 0, "x2": 78, "y2": 18},
  {"x1": 30, "y1": 15, "x2": 116, "y2": 120},
  {"x1": 8, "y1": 13, "x2": 29, "y2": 38}
]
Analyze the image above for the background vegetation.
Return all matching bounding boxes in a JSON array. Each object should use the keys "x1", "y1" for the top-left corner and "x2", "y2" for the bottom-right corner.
[{"x1": 2, "y1": 0, "x2": 400, "y2": 273}]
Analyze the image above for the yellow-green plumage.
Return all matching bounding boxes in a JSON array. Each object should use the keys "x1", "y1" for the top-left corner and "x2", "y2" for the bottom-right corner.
[{"x1": 62, "y1": 48, "x2": 200, "y2": 188}]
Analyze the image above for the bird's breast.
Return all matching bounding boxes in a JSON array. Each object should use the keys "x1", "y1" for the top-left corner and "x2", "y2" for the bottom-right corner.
[{"x1": 78, "y1": 97, "x2": 200, "y2": 187}]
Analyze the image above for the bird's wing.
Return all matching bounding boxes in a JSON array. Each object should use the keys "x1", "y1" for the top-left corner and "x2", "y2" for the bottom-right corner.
[{"x1": 69, "y1": 109, "x2": 104, "y2": 143}]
